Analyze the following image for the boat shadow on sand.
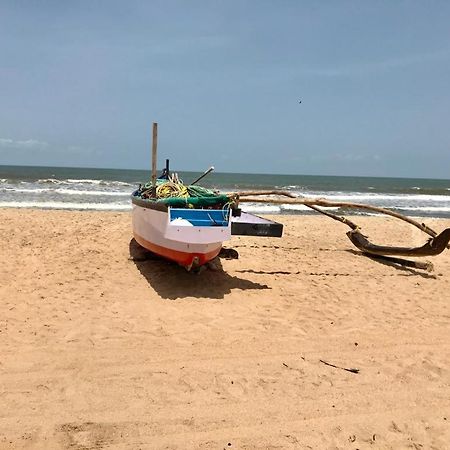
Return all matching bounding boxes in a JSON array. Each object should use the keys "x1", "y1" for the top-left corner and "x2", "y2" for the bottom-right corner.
[{"x1": 129, "y1": 239, "x2": 270, "y2": 300}]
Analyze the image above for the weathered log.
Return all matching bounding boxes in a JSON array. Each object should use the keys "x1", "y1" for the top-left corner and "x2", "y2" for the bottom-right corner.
[{"x1": 347, "y1": 228, "x2": 450, "y2": 257}]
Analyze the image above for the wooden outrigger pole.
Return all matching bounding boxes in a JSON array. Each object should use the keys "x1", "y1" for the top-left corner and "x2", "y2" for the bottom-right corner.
[{"x1": 229, "y1": 191, "x2": 450, "y2": 268}]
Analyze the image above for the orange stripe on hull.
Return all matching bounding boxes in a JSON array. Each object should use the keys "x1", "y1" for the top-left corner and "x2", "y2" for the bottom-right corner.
[{"x1": 134, "y1": 232, "x2": 221, "y2": 267}]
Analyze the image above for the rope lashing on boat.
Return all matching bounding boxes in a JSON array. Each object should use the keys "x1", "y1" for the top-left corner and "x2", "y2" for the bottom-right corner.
[
  {"x1": 136, "y1": 180, "x2": 234, "y2": 210},
  {"x1": 157, "y1": 181, "x2": 189, "y2": 199},
  {"x1": 139, "y1": 180, "x2": 189, "y2": 199}
]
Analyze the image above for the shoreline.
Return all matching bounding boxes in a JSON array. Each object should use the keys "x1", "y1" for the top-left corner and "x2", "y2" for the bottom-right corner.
[
  {"x1": 2, "y1": 204, "x2": 450, "y2": 220},
  {"x1": 1, "y1": 208, "x2": 449, "y2": 448}
]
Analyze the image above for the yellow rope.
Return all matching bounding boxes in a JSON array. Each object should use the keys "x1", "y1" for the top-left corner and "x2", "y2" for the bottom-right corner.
[{"x1": 156, "y1": 181, "x2": 189, "y2": 199}]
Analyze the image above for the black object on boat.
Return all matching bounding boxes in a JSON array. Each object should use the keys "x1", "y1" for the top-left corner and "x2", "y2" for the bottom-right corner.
[
  {"x1": 231, "y1": 212, "x2": 283, "y2": 237},
  {"x1": 158, "y1": 159, "x2": 170, "y2": 180}
]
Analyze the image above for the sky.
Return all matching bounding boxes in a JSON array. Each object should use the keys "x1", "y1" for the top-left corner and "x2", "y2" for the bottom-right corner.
[{"x1": 0, "y1": 1, "x2": 449, "y2": 178}]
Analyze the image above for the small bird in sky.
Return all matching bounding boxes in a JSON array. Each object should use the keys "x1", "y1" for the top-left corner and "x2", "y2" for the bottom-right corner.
[{"x1": 298, "y1": 100, "x2": 302, "y2": 104}]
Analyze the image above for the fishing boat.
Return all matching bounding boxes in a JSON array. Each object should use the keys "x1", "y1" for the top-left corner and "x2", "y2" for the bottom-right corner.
[
  {"x1": 132, "y1": 185, "x2": 230, "y2": 270},
  {"x1": 131, "y1": 123, "x2": 282, "y2": 270},
  {"x1": 131, "y1": 178, "x2": 283, "y2": 271}
]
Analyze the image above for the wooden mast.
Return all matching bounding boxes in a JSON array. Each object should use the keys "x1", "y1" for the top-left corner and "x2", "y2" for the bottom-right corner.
[{"x1": 151, "y1": 122, "x2": 158, "y2": 197}]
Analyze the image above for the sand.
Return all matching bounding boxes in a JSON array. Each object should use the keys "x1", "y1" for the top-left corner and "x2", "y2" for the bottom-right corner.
[{"x1": 0, "y1": 208, "x2": 449, "y2": 449}]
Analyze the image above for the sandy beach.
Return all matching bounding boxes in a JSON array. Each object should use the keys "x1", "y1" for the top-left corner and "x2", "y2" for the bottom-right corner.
[{"x1": 0, "y1": 208, "x2": 449, "y2": 449}]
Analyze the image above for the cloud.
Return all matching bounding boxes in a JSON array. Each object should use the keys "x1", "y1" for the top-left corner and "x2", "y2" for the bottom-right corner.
[{"x1": 0, "y1": 137, "x2": 49, "y2": 149}]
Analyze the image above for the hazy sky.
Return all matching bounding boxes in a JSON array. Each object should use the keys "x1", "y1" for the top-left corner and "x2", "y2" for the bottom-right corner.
[{"x1": 1, "y1": 1, "x2": 449, "y2": 178}]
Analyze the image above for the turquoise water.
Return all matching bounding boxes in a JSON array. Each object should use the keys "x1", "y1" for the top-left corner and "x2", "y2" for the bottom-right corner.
[{"x1": 1, "y1": 165, "x2": 450, "y2": 217}]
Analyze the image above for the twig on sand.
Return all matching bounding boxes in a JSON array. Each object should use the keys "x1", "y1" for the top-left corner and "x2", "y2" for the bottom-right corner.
[{"x1": 319, "y1": 359, "x2": 360, "y2": 374}]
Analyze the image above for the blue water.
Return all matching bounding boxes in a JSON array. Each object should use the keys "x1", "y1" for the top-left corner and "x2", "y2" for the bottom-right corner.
[{"x1": 1, "y1": 165, "x2": 450, "y2": 217}]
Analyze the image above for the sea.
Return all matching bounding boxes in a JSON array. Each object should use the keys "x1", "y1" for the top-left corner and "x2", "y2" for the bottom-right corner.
[{"x1": 1, "y1": 165, "x2": 450, "y2": 218}]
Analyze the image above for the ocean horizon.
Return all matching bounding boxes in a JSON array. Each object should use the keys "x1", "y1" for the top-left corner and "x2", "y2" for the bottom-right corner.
[
  {"x1": 2, "y1": 163, "x2": 450, "y2": 180},
  {"x1": 1, "y1": 164, "x2": 450, "y2": 218}
]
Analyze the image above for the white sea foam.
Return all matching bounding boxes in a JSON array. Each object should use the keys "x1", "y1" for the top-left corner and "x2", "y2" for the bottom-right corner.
[
  {"x1": 1, "y1": 187, "x2": 130, "y2": 196},
  {"x1": 54, "y1": 189, "x2": 130, "y2": 197},
  {"x1": 0, "y1": 201, "x2": 131, "y2": 210},
  {"x1": 396, "y1": 206, "x2": 450, "y2": 212},
  {"x1": 66, "y1": 178, "x2": 103, "y2": 185},
  {"x1": 281, "y1": 204, "x2": 311, "y2": 211},
  {"x1": 317, "y1": 193, "x2": 450, "y2": 202},
  {"x1": 37, "y1": 178, "x2": 62, "y2": 184},
  {"x1": 2, "y1": 187, "x2": 49, "y2": 193},
  {"x1": 241, "y1": 204, "x2": 281, "y2": 213},
  {"x1": 66, "y1": 179, "x2": 133, "y2": 187},
  {"x1": 37, "y1": 178, "x2": 134, "y2": 187},
  {"x1": 281, "y1": 204, "x2": 340, "y2": 211}
]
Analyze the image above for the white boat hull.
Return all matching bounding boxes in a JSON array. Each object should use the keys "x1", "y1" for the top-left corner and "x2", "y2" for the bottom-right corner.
[{"x1": 132, "y1": 204, "x2": 231, "y2": 268}]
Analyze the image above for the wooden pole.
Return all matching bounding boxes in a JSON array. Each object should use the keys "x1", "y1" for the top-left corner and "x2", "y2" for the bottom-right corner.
[
  {"x1": 151, "y1": 122, "x2": 158, "y2": 197},
  {"x1": 234, "y1": 195, "x2": 440, "y2": 239},
  {"x1": 191, "y1": 166, "x2": 215, "y2": 185}
]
